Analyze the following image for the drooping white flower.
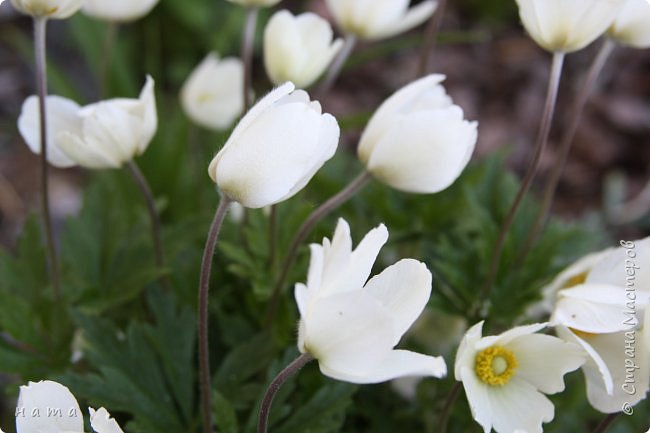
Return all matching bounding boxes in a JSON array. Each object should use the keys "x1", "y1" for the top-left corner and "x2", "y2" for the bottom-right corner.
[
  {"x1": 224, "y1": 0, "x2": 281, "y2": 7},
  {"x1": 454, "y1": 322, "x2": 585, "y2": 433},
  {"x1": 181, "y1": 53, "x2": 245, "y2": 131},
  {"x1": 17, "y1": 95, "x2": 80, "y2": 168},
  {"x1": 325, "y1": 0, "x2": 437, "y2": 41},
  {"x1": 208, "y1": 82, "x2": 339, "y2": 208},
  {"x1": 55, "y1": 75, "x2": 157, "y2": 169},
  {"x1": 295, "y1": 218, "x2": 447, "y2": 384},
  {"x1": 264, "y1": 10, "x2": 343, "y2": 88},
  {"x1": 358, "y1": 74, "x2": 477, "y2": 194},
  {"x1": 608, "y1": 0, "x2": 650, "y2": 48},
  {"x1": 514, "y1": 0, "x2": 626, "y2": 52},
  {"x1": 82, "y1": 0, "x2": 159, "y2": 22},
  {"x1": 16, "y1": 380, "x2": 124, "y2": 433},
  {"x1": 10, "y1": 0, "x2": 84, "y2": 18}
]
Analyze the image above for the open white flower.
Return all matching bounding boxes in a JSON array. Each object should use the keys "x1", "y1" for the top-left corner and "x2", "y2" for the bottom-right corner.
[
  {"x1": 82, "y1": 0, "x2": 159, "y2": 22},
  {"x1": 225, "y1": 0, "x2": 281, "y2": 7},
  {"x1": 514, "y1": 0, "x2": 626, "y2": 52},
  {"x1": 358, "y1": 74, "x2": 477, "y2": 194},
  {"x1": 264, "y1": 10, "x2": 343, "y2": 88},
  {"x1": 16, "y1": 380, "x2": 124, "y2": 433},
  {"x1": 10, "y1": 0, "x2": 84, "y2": 18},
  {"x1": 18, "y1": 95, "x2": 80, "y2": 168},
  {"x1": 56, "y1": 75, "x2": 157, "y2": 169},
  {"x1": 325, "y1": 0, "x2": 437, "y2": 41},
  {"x1": 208, "y1": 82, "x2": 339, "y2": 208},
  {"x1": 181, "y1": 53, "x2": 244, "y2": 131},
  {"x1": 295, "y1": 218, "x2": 447, "y2": 384},
  {"x1": 608, "y1": 0, "x2": 650, "y2": 48},
  {"x1": 454, "y1": 322, "x2": 585, "y2": 433}
]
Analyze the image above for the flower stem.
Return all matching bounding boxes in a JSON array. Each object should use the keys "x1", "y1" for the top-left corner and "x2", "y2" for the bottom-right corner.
[
  {"x1": 198, "y1": 197, "x2": 232, "y2": 433},
  {"x1": 264, "y1": 171, "x2": 372, "y2": 325},
  {"x1": 519, "y1": 40, "x2": 615, "y2": 259},
  {"x1": 126, "y1": 160, "x2": 169, "y2": 289},
  {"x1": 418, "y1": 0, "x2": 446, "y2": 77},
  {"x1": 316, "y1": 35, "x2": 357, "y2": 98},
  {"x1": 258, "y1": 354, "x2": 314, "y2": 433},
  {"x1": 242, "y1": 7, "x2": 259, "y2": 114},
  {"x1": 99, "y1": 22, "x2": 118, "y2": 98},
  {"x1": 439, "y1": 382, "x2": 462, "y2": 433},
  {"x1": 34, "y1": 16, "x2": 60, "y2": 300},
  {"x1": 592, "y1": 413, "x2": 620, "y2": 433},
  {"x1": 477, "y1": 51, "x2": 565, "y2": 316}
]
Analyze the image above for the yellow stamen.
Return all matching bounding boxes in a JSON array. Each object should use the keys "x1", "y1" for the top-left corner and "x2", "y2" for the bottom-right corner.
[
  {"x1": 570, "y1": 328, "x2": 597, "y2": 339},
  {"x1": 475, "y1": 346, "x2": 517, "y2": 386},
  {"x1": 564, "y1": 271, "x2": 588, "y2": 288}
]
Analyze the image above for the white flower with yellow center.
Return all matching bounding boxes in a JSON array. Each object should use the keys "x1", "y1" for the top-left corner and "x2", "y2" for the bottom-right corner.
[{"x1": 455, "y1": 322, "x2": 585, "y2": 433}]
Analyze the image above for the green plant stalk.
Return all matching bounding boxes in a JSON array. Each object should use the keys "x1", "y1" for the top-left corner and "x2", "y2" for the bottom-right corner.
[
  {"x1": 418, "y1": 0, "x2": 447, "y2": 77},
  {"x1": 477, "y1": 51, "x2": 565, "y2": 317},
  {"x1": 34, "y1": 16, "x2": 61, "y2": 299},
  {"x1": 198, "y1": 197, "x2": 232, "y2": 433},
  {"x1": 316, "y1": 34, "x2": 357, "y2": 98},
  {"x1": 99, "y1": 22, "x2": 118, "y2": 98},
  {"x1": 242, "y1": 7, "x2": 258, "y2": 113},
  {"x1": 592, "y1": 413, "x2": 620, "y2": 433},
  {"x1": 264, "y1": 171, "x2": 372, "y2": 324},
  {"x1": 258, "y1": 353, "x2": 314, "y2": 433}
]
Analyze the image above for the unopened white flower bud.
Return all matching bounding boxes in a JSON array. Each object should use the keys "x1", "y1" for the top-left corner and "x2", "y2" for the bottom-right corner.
[
  {"x1": 10, "y1": 0, "x2": 83, "y2": 18},
  {"x1": 82, "y1": 0, "x2": 160, "y2": 22},
  {"x1": 608, "y1": 0, "x2": 650, "y2": 48}
]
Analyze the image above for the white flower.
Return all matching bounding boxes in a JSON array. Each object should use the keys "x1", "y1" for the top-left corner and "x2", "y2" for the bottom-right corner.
[
  {"x1": 16, "y1": 380, "x2": 124, "y2": 433},
  {"x1": 264, "y1": 10, "x2": 343, "y2": 88},
  {"x1": 514, "y1": 0, "x2": 626, "y2": 53},
  {"x1": 17, "y1": 95, "x2": 80, "y2": 168},
  {"x1": 224, "y1": 0, "x2": 281, "y2": 7},
  {"x1": 56, "y1": 75, "x2": 157, "y2": 169},
  {"x1": 208, "y1": 82, "x2": 339, "y2": 208},
  {"x1": 295, "y1": 218, "x2": 447, "y2": 384},
  {"x1": 10, "y1": 0, "x2": 84, "y2": 18},
  {"x1": 454, "y1": 322, "x2": 585, "y2": 433},
  {"x1": 325, "y1": 0, "x2": 437, "y2": 41},
  {"x1": 609, "y1": 0, "x2": 650, "y2": 48},
  {"x1": 358, "y1": 74, "x2": 477, "y2": 194},
  {"x1": 181, "y1": 53, "x2": 245, "y2": 131},
  {"x1": 82, "y1": 0, "x2": 159, "y2": 22}
]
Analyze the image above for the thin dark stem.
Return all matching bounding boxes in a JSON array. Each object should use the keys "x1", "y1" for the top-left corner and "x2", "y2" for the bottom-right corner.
[
  {"x1": 198, "y1": 197, "x2": 232, "y2": 433},
  {"x1": 418, "y1": 0, "x2": 447, "y2": 77},
  {"x1": 242, "y1": 7, "x2": 258, "y2": 114},
  {"x1": 477, "y1": 51, "x2": 565, "y2": 317},
  {"x1": 592, "y1": 413, "x2": 620, "y2": 433},
  {"x1": 264, "y1": 171, "x2": 372, "y2": 325},
  {"x1": 268, "y1": 204, "x2": 278, "y2": 269},
  {"x1": 99, "y1": 22, "x2": 118, "y2": 98},
  {"x1": 439, "y1": 382, "x2": 462, "y2": 433},
  {"x1": 316, "y1": 35, "x2": 357, "y2": 99},
  {"x1": 520, "y1": 40, "x2": 615, "y2": 259},
  {"x1": 258, "y1": 354, "x2": 314, "y2": 433},
  {"x1": 34, "y1": 16, "x2": 60, "y2": 299},
  {"x1": 126, "y1": 161, "x2": 169, "y2": 289}
]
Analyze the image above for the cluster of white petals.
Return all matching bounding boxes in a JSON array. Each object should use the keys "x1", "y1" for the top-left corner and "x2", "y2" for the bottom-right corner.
[
  {"x1": 358, "y1": 75, "x2": 477, "y2": 194},
  {"x1": 10, "y1": 0, "x2": 84, "y2": 19},
  {"x1": 608, "y1": 0, "x2": 650, "y2": 48},
  {"x1": 18, "y1": 76, "x2": 157, "y2": 169},
  {"x1": 208, "y1": 82, "x2": 339, "y2": 208},
  {"x1": 16, "y1": 380, "x2": 124, "y2": 433},
  {"x1": 181, "y1": 53, "x2": 245, "y2": 131},
  {"x1": 264, "y1": 10, "x2": 343, "y2": 88},
  {"x1": 82, "y1": 0, "x2": 160, "y2": 22},
  {"x1": 295, "y1": 218, "x2": 447, "y2": 384},
  {"x1": 514, "y1": 0, "x2": 626, "y2": 52},
  {"x1": 455, "y1": 322, "x2": 585, "y2": 433},
  {"x1": 325, "y1": 0, "x2": 437, "y2": 41}
]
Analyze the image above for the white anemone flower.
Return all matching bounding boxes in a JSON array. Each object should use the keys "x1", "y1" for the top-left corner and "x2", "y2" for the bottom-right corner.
[
  {"x1": 295, "y1": 218, "x2": 447, "y2": 384},
  {"x1": 10, "y1": 0, "x2": 84, "y2": 18},
  {"x1": 82, "y1": 0, "x2": 159, "y2": 22},
  {"x1": 455, "y1": 322, "x2": 585, "y2": 433},
  {"x1": 16, "y1": 380, "x2": 124, "y2": 433},
  {"x1": 608, "y1": 0, "x2": 650, "y2": 48}
]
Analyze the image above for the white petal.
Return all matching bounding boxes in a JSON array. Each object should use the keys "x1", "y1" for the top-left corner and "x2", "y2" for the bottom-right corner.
[
  {"x1": 89, "y1": 407, "x2": 125, "y2": 433},
  {"x1": 458, "y1": 365, "x2": 493, "y2": 433},
  {"x1": 609, "y1": 0, "x2": 650, "y2": 48},
  {"x1": 136, "y1": 75, "x2": 157, "y2": 154},
  {"x1": 454, "y1": 321, "x2": 484, "y2": 380},
  {"x1": 368, "y1": 0, "x2": 438, "y2": 40},
  {"x1": 82, "y1": 0, "x2": 158, "y2": 22},
  {"x1": 294, "y1": 283, "x2": 309, "y2": 317},
  {"x1": 476, "y1": 322, "x2": 547, "y2": 350},
  {"x1": 16, "y1": 380, "x2": 83, "y2": 433},
  {"x1": 587, "y1": 237, "x2": 650, "y2": 293},
  {"x1": 488, "y1": 376, "x2": 554, "y2": 433},
  {"x1": 56, "y1": 131, "x2": 121, "y2": 169},
  {"x1": 364, "y1": 259, "x2": 432, "y2": 344}
]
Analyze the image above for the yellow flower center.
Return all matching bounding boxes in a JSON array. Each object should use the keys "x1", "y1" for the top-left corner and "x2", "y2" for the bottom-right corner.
[
  {"x1": 565, "y1": 271, "x2": 588, "y2": 288},
  {"x1": 570, "y1": 328, "x2": 597, "y2": 339},
  {"x1": 474, "y1": 346, "x2": 517, "y2": 386}
]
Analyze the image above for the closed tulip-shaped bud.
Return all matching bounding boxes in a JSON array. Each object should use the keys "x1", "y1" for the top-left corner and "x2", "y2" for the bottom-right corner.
[
  {"x1": 264, "y1": 10, "x2": 343, "y2": 88},
  {"x1": 608, "y1": 0, "x2": 650, "y2": 48},
  {"x1": 181, "y1": 53, "x2": 245, "y2": 131},
  {"x1": 82, "y1": 0, "x2": 160, "y2": 22},
  {"x1": 358, "y1": 75, "x2": 477, "y2": 194},
  {"x1": 225, "y1": 0, "x2": 281, "y2": 7},
  {"x1": 10, "y1": 0, "x2": 84, "y2": 18},
  {"x1": 55, "y1": 76, "x2": 157, "y2": 169},
  {"x1": 325, "y1": 0, "x2": 437, "y2": 41},
  {"x1": 515, "y1": 0, "x2": 626, "y2": 53},
  {"x1": 18, "y1": 95, "x2": 80, "y2": 168},
  {"x1": 208, "y1": 82, "x2": 339, "y2": 208}
]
